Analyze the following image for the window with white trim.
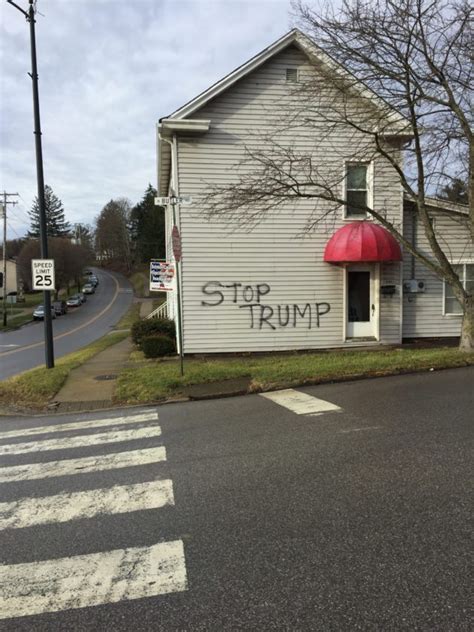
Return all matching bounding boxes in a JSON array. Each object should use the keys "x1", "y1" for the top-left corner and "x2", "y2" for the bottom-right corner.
[
  {"x1": 345, "y1": 163, "x2": 372, "y2": 217},
  {"x1": 444, "y1": 263, "x2": 474, "y2": 315}
]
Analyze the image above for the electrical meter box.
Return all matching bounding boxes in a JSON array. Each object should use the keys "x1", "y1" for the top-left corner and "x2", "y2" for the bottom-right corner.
[{"x1": 403, "y1": 279, "x2": 426, "y2": 293}]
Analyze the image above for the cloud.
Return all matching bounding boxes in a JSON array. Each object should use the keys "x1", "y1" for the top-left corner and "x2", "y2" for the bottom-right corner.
[{"x1": 0, "y1": 0, "x2": 292, "y2": 238}]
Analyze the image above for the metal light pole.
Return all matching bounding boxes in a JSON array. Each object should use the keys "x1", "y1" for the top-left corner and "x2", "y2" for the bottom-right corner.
[{"x1": 7, "y1": 0, "x2": 54, "y2": 367}]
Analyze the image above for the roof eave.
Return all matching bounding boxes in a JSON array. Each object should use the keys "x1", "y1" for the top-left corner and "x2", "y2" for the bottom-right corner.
[
  {"x1": 164, "y1": 28, "x2": 409, "y2": 131},
  {"x1": 157, "y1": 119, "x2": 211, "y2": 196}
]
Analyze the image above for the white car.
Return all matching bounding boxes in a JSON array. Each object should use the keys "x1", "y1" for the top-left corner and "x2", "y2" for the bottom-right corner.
[
  {"x1": 33, "y1": 305, "x2": 57, "y2": 321},
  {"x1": 82, "y1": 283, "x2": 95, "y2": 295}
]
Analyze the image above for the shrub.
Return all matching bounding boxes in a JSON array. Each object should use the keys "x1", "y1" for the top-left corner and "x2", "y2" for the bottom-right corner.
[
  {"x1": 141, "y1": 334, "x2": 176, "y2": 358},
  {"x1": 131, "y1": 318, "x2": 176, "y2": 346}
]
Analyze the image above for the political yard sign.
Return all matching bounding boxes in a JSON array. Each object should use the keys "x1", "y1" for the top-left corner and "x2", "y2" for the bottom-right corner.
[{"x1": 150, "y1": 261, "x2": 175, "y2": 292}]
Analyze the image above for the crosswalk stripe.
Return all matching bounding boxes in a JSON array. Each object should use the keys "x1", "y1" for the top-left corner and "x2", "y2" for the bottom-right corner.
[
  {"x1": 260, "y1": 389, "x2": 341, "y2": 416},
  {"x1": 0, "y1": 539, "x2": 187, "y2": 619},
  {"x1": 0, "y1": 411, "x2": 159, "y2": 440},
  {"x1": 0, "y1": 479, "x2": 174, "y2": 530},
  {"x1": 0, "y1": 446, "x2": 167, "y2": 483},
  {"x1": 0, "y1": 425, "x2": 162, "y2": 456}
]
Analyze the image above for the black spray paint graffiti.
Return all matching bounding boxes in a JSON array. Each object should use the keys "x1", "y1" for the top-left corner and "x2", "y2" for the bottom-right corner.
[{"x1": 201, "y1": 282, "x2": 331, "y2": 330}]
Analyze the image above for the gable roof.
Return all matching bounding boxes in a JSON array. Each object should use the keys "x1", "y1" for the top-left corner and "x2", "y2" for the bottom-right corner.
[
  {"x1": 157, "y1": 28, "x2": 412, "y2": 195},
  {"x1": 163, "y1": 28, "x2": 409, "y2": 130}
]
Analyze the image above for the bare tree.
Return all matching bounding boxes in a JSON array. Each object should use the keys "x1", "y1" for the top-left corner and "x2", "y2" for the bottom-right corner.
[
  {"x1": 17, "y1": 238, "x2": 90, "y2": 298},
  {"x1": 203, "y1": 0, "x2": 473, "y2": 350},
  {"x1": 95, "y1": 199, "x2": 132, "y2": 271}
]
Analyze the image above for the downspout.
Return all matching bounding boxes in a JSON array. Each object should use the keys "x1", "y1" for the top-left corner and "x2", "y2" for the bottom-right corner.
[
  {"x1": 158, "y1": 130, "x2": 184, "y2": 361},
  {"x1": 411, "y1": 209, "x2": 417, "y2": 280}
]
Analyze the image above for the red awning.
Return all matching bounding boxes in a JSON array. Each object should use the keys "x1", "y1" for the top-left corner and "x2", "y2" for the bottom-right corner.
[{"x1": 324, "y1": 221, "x2": 402, "y2": 264}]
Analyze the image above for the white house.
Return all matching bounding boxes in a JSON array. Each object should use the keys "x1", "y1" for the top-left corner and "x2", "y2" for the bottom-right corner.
[
  {"x1": 156, "y1": 29, "x2": 472, "y2": 354},
  {"x1": 1, "y1": 259, "x2": 18, "y2": 296}
]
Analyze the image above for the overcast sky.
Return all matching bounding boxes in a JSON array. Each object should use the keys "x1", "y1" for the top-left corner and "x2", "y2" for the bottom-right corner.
[{"x1": 0, "y1": 0, "x2": 293, "y2": 238}]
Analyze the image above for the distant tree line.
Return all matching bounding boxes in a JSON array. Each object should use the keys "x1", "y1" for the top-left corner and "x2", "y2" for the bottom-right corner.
[
  {"x1": 95, "y1": 184, "x2": 165, "y2": 271},
  {"x1": 7, "y1": 183, "x2": 166, "y2": 291}
]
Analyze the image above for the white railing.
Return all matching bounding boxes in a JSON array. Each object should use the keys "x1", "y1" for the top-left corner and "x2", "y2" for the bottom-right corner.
[{"x1": 146, "y1": 301, "x2": 169, "y2": 320}]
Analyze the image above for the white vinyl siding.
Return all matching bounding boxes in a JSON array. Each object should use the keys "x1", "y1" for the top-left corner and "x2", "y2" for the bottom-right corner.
[
  {"x1": 175, "y1": 45, "x2": 404, "y2": 353},
  {"x1": 402, "y1": 209, "x2": 473, "y2": 337}
]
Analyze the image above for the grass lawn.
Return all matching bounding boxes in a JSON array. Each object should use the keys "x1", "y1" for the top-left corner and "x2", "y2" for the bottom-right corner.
[
  {"x1": 0, "y1": 289, "x2": 80, "y2": 331},
  {"x1": 113, "y1": 302, "x2": 141, "y2": 330},
  {"x1": 114, "y1": 346, "x2": 474, "y2": 404},
  {"x1": 0, "y1": 331, "x2": 129, "y2": 410},
  {"x1": 0, "y1": 311, "x2": 34, "y2": 330},
  {"x1": 129, "y1": 271, "x2": 148, "y2": 297}
]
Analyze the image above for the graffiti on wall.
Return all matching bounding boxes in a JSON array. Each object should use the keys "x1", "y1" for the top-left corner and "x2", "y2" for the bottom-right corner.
[{"x1": 201, "y1": 282, "x2": 331, "y2": 330}]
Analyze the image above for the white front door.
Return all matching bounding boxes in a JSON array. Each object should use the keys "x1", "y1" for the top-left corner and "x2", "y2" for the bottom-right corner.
[{"x1": 346, "y1": 264, "x2": 378, "y2": 338}]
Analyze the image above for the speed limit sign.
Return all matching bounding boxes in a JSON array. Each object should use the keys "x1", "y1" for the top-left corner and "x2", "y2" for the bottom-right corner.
[{"x1": 31, "y1": 259, "x2": 55, "y2": 290}]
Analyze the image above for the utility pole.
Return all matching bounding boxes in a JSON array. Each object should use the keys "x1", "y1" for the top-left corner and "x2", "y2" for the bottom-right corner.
[
  {"x1": 1, "y1": 192, "x2": 19, "y2": 327},
  {"x1": 7, "y1": 0, "x2": 54, "y2": 368}
]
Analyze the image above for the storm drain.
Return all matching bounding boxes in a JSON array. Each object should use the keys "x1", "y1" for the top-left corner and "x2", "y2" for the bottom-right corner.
[{"x1": 94, "y1": 374, "x2": 118, "y2": 381}]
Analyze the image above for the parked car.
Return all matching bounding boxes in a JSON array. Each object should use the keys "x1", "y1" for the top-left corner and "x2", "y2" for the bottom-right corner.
[
  {"x1": 66, "y1": 295, "x2": 82, "y2": 308},
  {"x1": 82, "y1": 283, "x2": 95, "y2": 295},
  {"x1": 52, "y1": 300, "x2": 68, "y2": 316},
  {"x1": 83, "y1": 270, "x2": 93, "y2": 276},
  {"x1": 78, "y1": 292, "x2": 87, "y2": 303},
  {"x1": 89, "y1": 275, "x2": 99, "y2": 287},
  {"x1": 33, "y1": 305, "x2": 57, "y2": 321}
]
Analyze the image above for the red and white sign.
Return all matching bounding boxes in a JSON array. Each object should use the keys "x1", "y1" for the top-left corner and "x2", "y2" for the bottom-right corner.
[
  {"x1": 150, "y1": 261, "x2": 175, "y2": 292},
  {"x1": 172, "y1": 226, "x2": 182, "y2": 262}
]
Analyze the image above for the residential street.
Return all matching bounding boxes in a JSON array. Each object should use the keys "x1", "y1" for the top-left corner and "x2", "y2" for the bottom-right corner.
[
  {"x1": 0, "y1": 269, "x2": 133, "y2": 381},
  {"x1": 0, "y1": 367, "x2": 472, "y2": 630}
]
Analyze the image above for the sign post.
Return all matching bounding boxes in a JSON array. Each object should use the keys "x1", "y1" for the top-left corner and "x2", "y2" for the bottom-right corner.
[{"x1": 155, "y1": 194, "x2": 189, "y2": 376}]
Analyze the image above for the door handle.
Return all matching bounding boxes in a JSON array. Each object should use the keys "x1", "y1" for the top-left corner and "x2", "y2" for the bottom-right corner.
[{"x1": 371, "y1": 304, "x2": 375, "y2": 316}]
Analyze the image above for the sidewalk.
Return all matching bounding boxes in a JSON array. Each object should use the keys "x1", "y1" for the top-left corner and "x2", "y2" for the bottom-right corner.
[
  {"x1": 50, "y1": 295, "x2": 160, "y2": 413},
  {"x1": 53, "y1": 337, "x2": 133, "y2": 413}
]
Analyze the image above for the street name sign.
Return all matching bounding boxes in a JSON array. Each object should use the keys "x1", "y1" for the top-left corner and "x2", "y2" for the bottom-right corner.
[
  {"x1": 155, "y1": 196, "x2": 193, "y2": 206},
  {"x1": 31, "y1": 259, "x2": 55, "y2": 290}
]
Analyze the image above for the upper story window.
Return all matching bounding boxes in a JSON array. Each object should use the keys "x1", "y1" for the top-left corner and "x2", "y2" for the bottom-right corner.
[
  {"x1": 286, "y1": 68, "x2": 298, "y2": 83},
  {"x1": 444, "y1": 263, "x2": 474, "y2": 315},
  {"x1": 345, "y1": 163, "x2": 372, "y2": 217}
]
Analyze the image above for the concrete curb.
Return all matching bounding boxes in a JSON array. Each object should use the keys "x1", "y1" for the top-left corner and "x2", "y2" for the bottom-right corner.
[{"x1": 1, "y1": 361, "x2": 471, "y2": 418}]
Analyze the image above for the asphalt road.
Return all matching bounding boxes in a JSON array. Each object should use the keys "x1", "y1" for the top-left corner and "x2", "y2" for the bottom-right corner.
[
  {"x1": 0, "y1": 268, "x2": 133, "y2": 380},
  {"x1": 0, "y1": 367, "x2": 472, "y2": 630}
]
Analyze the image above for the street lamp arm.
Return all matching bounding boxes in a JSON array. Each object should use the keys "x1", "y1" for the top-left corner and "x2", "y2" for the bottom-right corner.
[{"x1": 6, "y1": 0, "x2": 29, "y2": 19}]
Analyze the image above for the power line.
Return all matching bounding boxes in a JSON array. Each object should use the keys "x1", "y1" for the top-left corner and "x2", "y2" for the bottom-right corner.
[{"x1": 7, "y1": 221, "x2": 22, "y2": 238}]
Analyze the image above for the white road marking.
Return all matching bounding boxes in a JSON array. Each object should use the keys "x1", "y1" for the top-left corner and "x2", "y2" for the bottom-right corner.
[
  {"x1": 0, "y1": 540, "x2": 187, "y2": 619},
  {"x1": 260, "y1": 389, "x2": 341, "y2": 416},
  {"x1": 0, "y1": 446, "x2": 167, "y2": 483},
  {"x1": 0, "y1": 411, "x2": 159, "y2": 440},
  {"x1": 0, "y1": 344, "x2": 19, "y2": 348},
  {"x1": 0, "y1": 425, "x2": 162, "y2": 455},
  {"x1": 0, "y1": 479, "x2": 174, "y2": 530},
  {"x1": 339, "y1": 426, "x2": 382, "y2": 433}
]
